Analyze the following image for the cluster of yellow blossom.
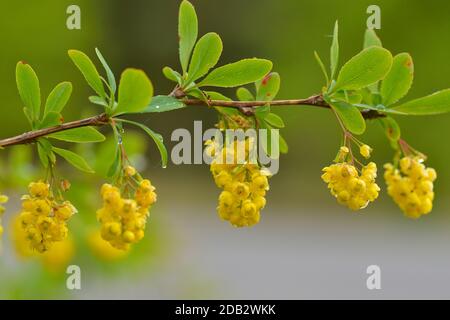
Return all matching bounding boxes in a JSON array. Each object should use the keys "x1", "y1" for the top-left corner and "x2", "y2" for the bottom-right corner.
[
  {"x1": 209, "y1": 138, "x2": 270, "y2": 227},
  {"x1": 88, "y1": 230, "x2": 128, "y2": 261},
  {"x1": 321, "y1": 147, "x2": 380, "y2": 211},
  {"x1": 0, "y1": 193, "x2": 8, "y2": 236},
  {"x1": 96, "y1": 179, "x2": 156, "y2": 250},
  {"x1": 11, "y1": 213, "x2": 74, "y2": 272},
  {"x1": 18, "y1": 181, "x2": 76, "y2": 253},
  {"x1": 384, "y1": 156, "x2": 437, "y2": 219}
]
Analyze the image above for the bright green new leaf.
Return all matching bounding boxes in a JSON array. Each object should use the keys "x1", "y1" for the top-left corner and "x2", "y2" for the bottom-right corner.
[
  {"x1": 44, "y1": 82, "x2": 72, "y2": 116},
  {"x1": 381, "y1": 53, "x2": 414, "y2": 106},
  {"x1": 364, "y1": 29, "x2": 382, "y2": 48},
  {"x1": 39, "y1": 112, "x2": 62, "y2": 129},
  {"x1": 334, "y1": 47, "x2": 393, "y2": 91},
  {"x1": 95, "y1": 48, "x2": 116, "y2": 95},
  {"x1": 179, "y1": 0, "x2": 198, "y2": 73},
  {"x1": 254, "y1": 105, "x2": 270, "y2": 119},
  {"x1": 52, "y1": 147, "x2": 94, "y2": 173},
  {"x1": 199, "y1": 59, "x2": 273, "y2": 88},
  {"x1": 68, "y1": 49, "x2": 106, "y2": 98},
  {"x1": 236, "y1": 87, "x2": 255, "y2": 101},
  {"x1": 162, "y1": 66, "x2": 182, "y2": 83},
  {"x1": 118, "y1": 119, "x2": 168, "y2": 168},
  {"x1": 256, "y1": 72, "x2": 280, "y2": 101},
  {"x1": 48, "y1": 127, "x2": 105, "y2": 143},
  {"x1": 393, "y1": 89, "x2": 450, "y2": 115},
  {"x1": 141, "y1": 95, "x2": 186, "y2": 113},
  {"x1": 330, "y1": 21, "x2": 339, "y2": 79},
  {"x1": 279, "y1": 134, "x2": 289, "y2": 154},
  {"x1": 16, "y1": 61, "x2": 41, "y2": 121},
  {"x1": 89, "y1": 96, "x2": 108, "y2": 107},
  {"x1": 187, "y1": 32, "x2": 223, "y2": 83},
  {"x1": 115, "y1": 68, "x2": 153, "y2": 114},
  {"x1": 329, "y1": 100, "x2": 366, "y2": 135},
  {"x1": 37, "y1": 139, "x2": 53, "y2": 168},
  {"x1": 314, "y1": 51, "x2": 329, "y2": 85},
  {"x1": 264, "y1": 113, "x2": 285, "y2": 128}
]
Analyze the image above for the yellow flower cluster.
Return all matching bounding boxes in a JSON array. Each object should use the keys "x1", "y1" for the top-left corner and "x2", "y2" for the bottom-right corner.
[
  {"x1": 209, "y1": 139, "x2": 270, "y2": 227},
  {"x1": 96, "y1": 179, "x2": 156, "y2": 250},
  {"x1": 384, "y1": 157, "x2": 437, "y2": 219},
  {"x1": 0, "y1": 193, "x2": 8, "y2": 236},
  {"x1": 322, "y1": 160, "x2": 380, "y2": 211},
  {"x1": 18, "y1": 181, "x2": 76, "y2": 253},
  {"x1": 88, "y1": 231, "x2": 128, "y2": 261}
]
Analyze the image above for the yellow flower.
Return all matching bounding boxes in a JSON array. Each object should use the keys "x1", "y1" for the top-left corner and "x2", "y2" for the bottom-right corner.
[
  {"x1": 96, "y1": 179, "x2": 157, "y2": 251},
  {"x1": 88, "y1": 231, "x2": 128, "y2": 261},
  {"x1": 321, "y1": 160, "x2": 380, "y2": 211},
  {"x1": 384, "y1": 157, "x2": 436, "y2": 219},
  {"x1": 209, "y1": 138, "x2": 271, "y2": 227},
  {"x1": 18, "y1": 181, "x2": 76, "y2": 253},
  {"x1": 0, "y1": 193, "x2": 8, "y2": 237},
  {"x1": 360, "y1": 144, "x2": 372, "y2": 159}
]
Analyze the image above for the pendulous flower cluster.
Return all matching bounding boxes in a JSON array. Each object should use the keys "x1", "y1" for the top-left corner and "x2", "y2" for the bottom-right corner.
[
  {"x1": 0, "y1": 193, "x2": 8, "y2": 236},
  {"x1": 208, "y1": 138, "x2": 270, "y2": 227},
  {"x1": 384, "y1": 156, "x2": 437, "y2": 219},
  {"x1": 96, "y1": 175, "x2": 157, "y2": 251},
  {"x1": 321, "y1": 146, "x2": 380, "y2": 211},
  {"x1": 18, "y1": 181, "x2": 77, "y2": 253}
]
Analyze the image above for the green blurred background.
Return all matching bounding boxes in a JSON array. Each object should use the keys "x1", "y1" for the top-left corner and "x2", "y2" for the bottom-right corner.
[{"x1": 0, "y1": 0, "x2": 450, "y2": 299}]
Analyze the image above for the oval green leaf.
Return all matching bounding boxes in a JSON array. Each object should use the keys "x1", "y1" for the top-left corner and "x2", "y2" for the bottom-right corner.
[
  {"x1": 48, "y1": 127, "x2": 105, "y2": 143},
  {"x1": 179, "y1": 0, "x2": 198, "y2": 73},
  {"x1": 16, "y1": 61, "x2": 41, "y2": 121},
  {"x1": 44, "y1": 82, "x2": 72, "y2": 115},
  {"x1": 256, "y1": 72, "x2": 280, "y2": 101},
  {"x1": 199, "y1": 58, "x2": 273, "y2": 88},
  {"x1": 187, "y1": 32, "x2": 223, "y2": 83},
  {"x1": 236, "y1": 87, "x2": 255, "y2": 101},
  {"x1": 115, "y1": 68, "x2": 153, "y2": 114},
  {"x1": 264, "y1": 113, "x2": 285, "y2": 128},
  {"x1": 68, "y1": 50, "x2": 106, "y2": 99},
  {"x1": 329, "y1": 100, "x2": 366, "y2": 135},
  {"x1": 334, "y1": 47, "x2": 393, "y2": 91},
  {"x1": 141, "y1": 95, "x2": 186, "y2": 113},
  {"x1": 381, "y1": 53, "x2": 414, "y2": 106},
  {"x1": 392, "y1": 89, "x2": 450, "y2": 115},
  {"x1": 52, "y1": 147, "x2": 94, "y2": 173}
]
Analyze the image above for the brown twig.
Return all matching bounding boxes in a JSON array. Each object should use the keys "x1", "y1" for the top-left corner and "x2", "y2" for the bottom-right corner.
[
  {"x1": 182, "y1": 94, "x2": 385, "y2": 119},
  {"x1": 0, "y1": 113, "x2": 109, "y2": 148}
]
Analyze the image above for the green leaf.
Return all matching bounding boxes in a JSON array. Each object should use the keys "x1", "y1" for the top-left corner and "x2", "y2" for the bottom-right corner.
[
  {"x1": 236, "y1": 87, "x2": 255, "y2": 101},
  {"x1": 380, "y1": 53, "x2": 414, "y2": 106},
  {"x1": 95, "y1": 48, "x2": 116, "y2": 95},
  {"x1": 141, "y1": 95, "x2": 186, "y2": 113},
  {"x1": 89, "y1": 96, "x2": 108, "y2": 107},
  {"x1": 314, "y1": 51, "x2": 329, "y2": 85},
  {"x1": 334, "y1": 47, "x2": 393, "y2": 91},
  {"x1": 39, "y1": 112, "x2": 62, "y2": 129},
  {"x1": 115, "y1": 68, "x2": 153, "y2": 114},
  {"x1": 329, "y1": 100, "x2": 366, "y2": 135},
  {"x1": 254, "y1": 105, "x2": 270, "y2": 119},
  {"x1": 44, "y1": 82, "x2": 72, "y2": 115},
  {"x1": 16, "y1": 61, "x2": 41, "y2": 121},
  {"x1": 352, "y1": 103, "x2": 407, "y2": 115},
  {"x1": 330, "y1": 21, "x2": 339, "y2": 79},
  {"x1": 52, "y1": 147, "x2": 94, "y2": 173},
  {"x1": 255, "y1": 72, "x2": 280, "y2": 101},
  {"x1": 118, "y1": 119, "x2": 168, "y2": 168},
  {"x1": 68, "y1": 49, "x2": 106, "y2": 98},
  {"x1": 364, "y1": 29, "x2": 382, "y2": 48},
  {"x1": 48, "y1": 127, "x2": 105, "y2": 143},
  {"x1": 37, "y1": 139, "x2": 54, "y2": 168},
  {"x1": 187, "y1": 32, "x2": 223, "y2": 83},
  {"x1": 393, "y1": 89, "x2": 450, "y2": 115},
  {"x1": 205, "y1": 91, "x2": 232, "y2": 101},
  {"x1": 264, "y1": 113, "x2": 285, "y2": 128},
  {"x1": 199, "y1": 59, "x2": 273, "y2": 88},
  {"x1": 179, "y1": 0, "x2": 198, "y2": 73},
  {"x1": 279, "y1": 134, "x2": 289, "y2": 154},
  {"x1": 380, "y1": 116, "x2": 401, "y2": 141},
  {"x1": 332, "y1": 91, "x2": 363, "y2": 104},
  {"x1": 107, "y1": 147, "x2": 121, "y2": 178},
  {"x1": 162, "y1": 66, "x2": 182, "y2": 83}
]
